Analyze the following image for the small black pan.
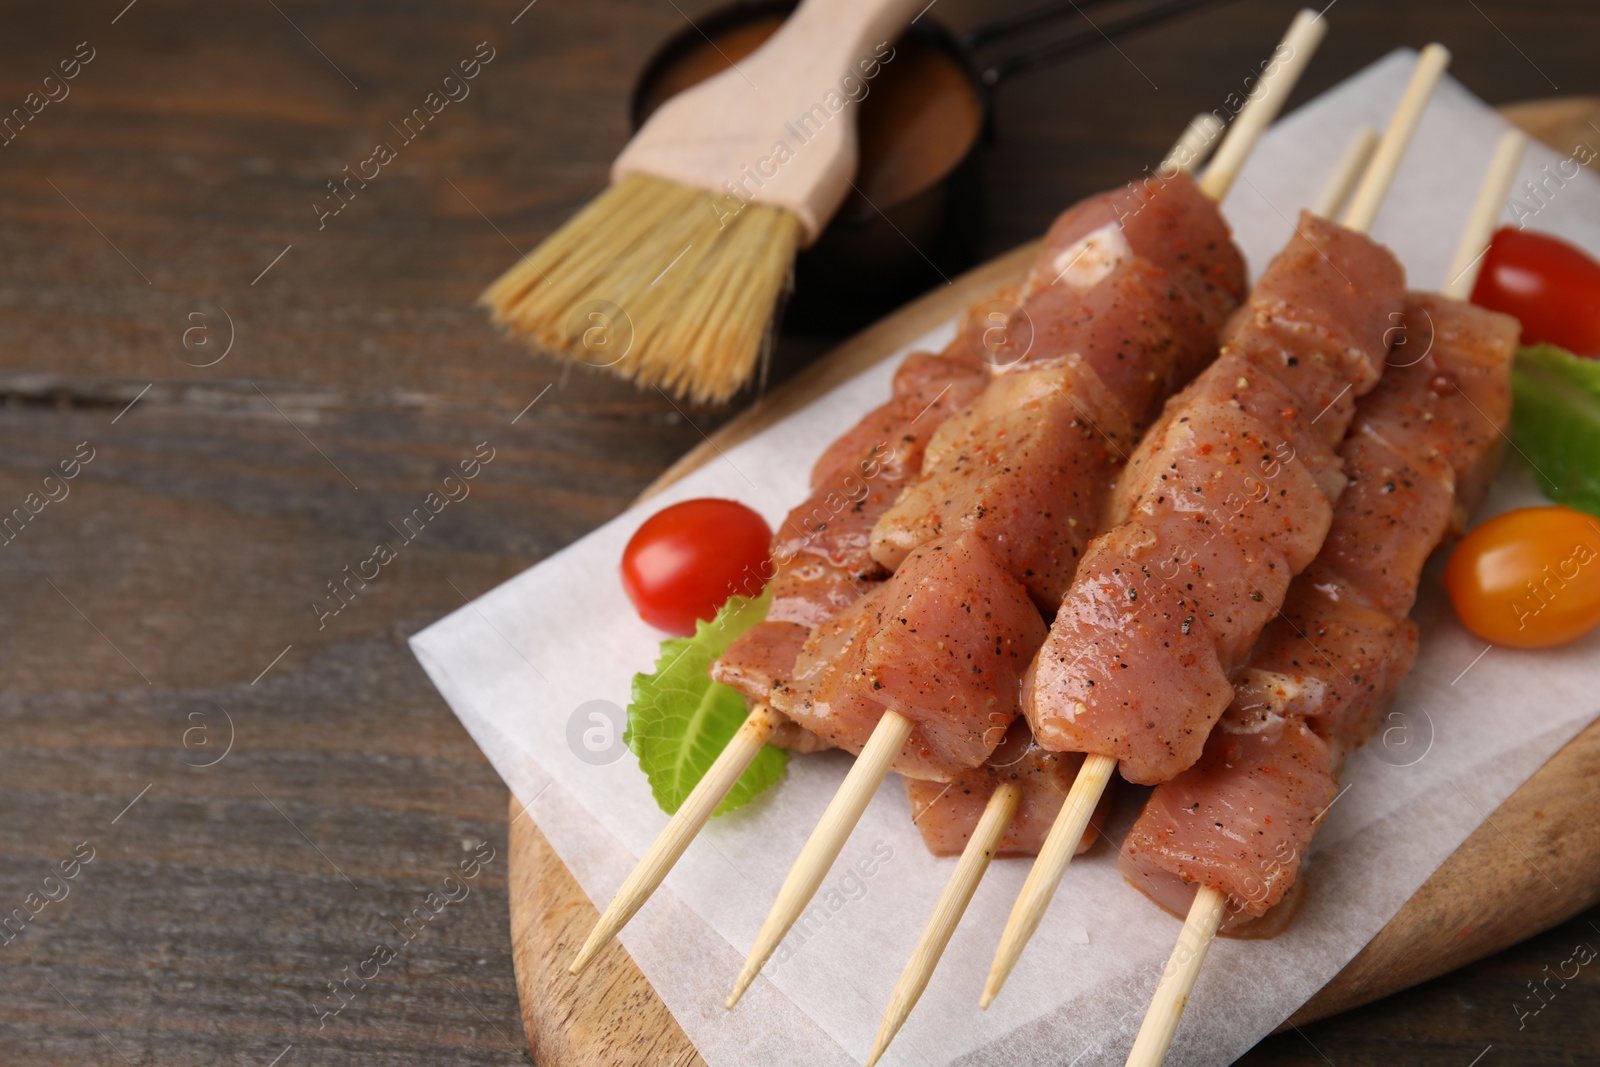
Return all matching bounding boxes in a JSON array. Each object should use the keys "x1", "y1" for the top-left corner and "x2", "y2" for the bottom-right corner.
[{"x1": 630, "y1": 0, "x2": 1221, "y2": 333}]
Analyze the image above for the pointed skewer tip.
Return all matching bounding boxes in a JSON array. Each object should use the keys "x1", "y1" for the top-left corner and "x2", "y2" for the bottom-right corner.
[
  {"x1": 872, "y1": 783, "x2": 1021, "y2": 1062},
  {"x1": 983, "y1": 754, "x2": 1118, "y2": 1007},
  {"x1": 569, "y1": 936, "x2": 604, "y2": 976},
  {"x1": 725, "y1": 962, "x2": 759, "y2": 1010},
  {"x1": 729, "y1": 711, "x2": 914, "y2": 1007},
  {"x1": 568, "y1": 703, "x2": 783, "y2": 987}
]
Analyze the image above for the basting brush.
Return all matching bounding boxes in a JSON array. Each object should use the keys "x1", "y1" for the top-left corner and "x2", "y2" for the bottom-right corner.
[{"x1": 481, "y1": 0, "x2": 925, "y2": 403}]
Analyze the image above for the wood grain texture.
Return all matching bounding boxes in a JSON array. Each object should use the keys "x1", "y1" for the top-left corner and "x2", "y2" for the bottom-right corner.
[
  {"x1": 510, "y1": 803, "x2": 703, "y2": 1067},
  {"x1": 1499, "y1": 95, "x2": 1600, "y2": 157},
  {"x1": 509, "y1": 97, "x2": 1600, "y2": 1064},
  {"x1": 0, "y1": 0, "x2": 1594, "y2": 1064}
]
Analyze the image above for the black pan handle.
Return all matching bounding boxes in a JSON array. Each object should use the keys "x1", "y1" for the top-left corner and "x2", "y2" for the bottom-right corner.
[
  {"x1": 960, "y1": 0, "x2": 1124, "y2": 51},
  {"x1": 963, "y1": 0, "x2": 1226, "y2": 87}
]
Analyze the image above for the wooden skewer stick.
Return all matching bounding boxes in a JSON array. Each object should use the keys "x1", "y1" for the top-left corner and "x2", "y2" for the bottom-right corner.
[
  {"x1": 1442, "y1": 129, "x2": 1528, "y2": 299},
  {"x1": 1312, "y1": 126, "x2": 1379, "y2": 219},
  {"x1": 866, "y1": 782, "x2": 1022, "y2": 1067},
  {"x1": 978, "y1": 753, "x2": 1116, "y2": 1008},
  {"x1": 1197, "y1": 8, "x2": 1328, "y2": 201},
  {"x1": 1340, "y1": 43, "x2": 1452, "y2": 233},
  {"x1": 725, "y1": 710, "x2": 915, "y2": 1008},
  {"x1": 1159, "y1": 112, "x2": 1225, "y2": 175},
  {"x1": 1122, "y1": 887, "x2": 1228, "y2": 1067},
  {"x1": 724, "y1": 6, "x2": 1333, "y2": 1014},
  {"x1": 983, "y1": 43, "x2": 1452, "y2": 1012},
  {"x1": 569, "y1": 702, "x2": 785, "y2": 975}
]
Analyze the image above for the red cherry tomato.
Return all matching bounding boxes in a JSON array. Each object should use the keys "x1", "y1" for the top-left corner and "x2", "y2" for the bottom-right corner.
[
  {"x1": 621, "y1": 498, "x2": 771, "y2": 635},
  {"x1": 1470, "y1": 227, "x2": 1600, "y2": 357},
  {"x1": 1442, "y1": 506, "x2": 1600, "y2": 649}
]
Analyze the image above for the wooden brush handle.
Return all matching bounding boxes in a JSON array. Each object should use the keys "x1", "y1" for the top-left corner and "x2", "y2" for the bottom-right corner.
[{"x1": 613, "y1": 0, "x2": 926, "y2": 244}]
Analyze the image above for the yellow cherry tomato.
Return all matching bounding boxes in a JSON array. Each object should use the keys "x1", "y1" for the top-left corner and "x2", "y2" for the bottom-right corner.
[{"x1": 1443, "y1": 506, "x2": 1600, "y2": 648}]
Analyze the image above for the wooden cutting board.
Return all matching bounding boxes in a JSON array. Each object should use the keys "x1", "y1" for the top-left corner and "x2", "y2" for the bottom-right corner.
[{"x1": 507, "y1": 97, "x2": 1600, "y2": 1067}]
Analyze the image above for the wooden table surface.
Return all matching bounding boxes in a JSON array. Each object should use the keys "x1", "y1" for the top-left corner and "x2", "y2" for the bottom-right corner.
[{"x1": 1, "y1": 1, "x2": 1596, "y2": 1064}]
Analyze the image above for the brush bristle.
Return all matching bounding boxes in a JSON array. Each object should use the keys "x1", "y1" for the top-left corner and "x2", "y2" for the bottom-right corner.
[{"x1": 481, "y1": 173, "x2": 801, "y2": 404}]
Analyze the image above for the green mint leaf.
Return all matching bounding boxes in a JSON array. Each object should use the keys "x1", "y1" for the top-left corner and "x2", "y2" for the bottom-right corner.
[
  {"x1": 624, "y1": 588, "x2": 786, "y2": 816},
  {"x1": 1513, "y1": 343, "x2": 1600, "y2": 518}
]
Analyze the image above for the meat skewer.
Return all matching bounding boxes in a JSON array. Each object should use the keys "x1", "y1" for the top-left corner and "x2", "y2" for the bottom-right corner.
[
  {"x1": 983, "y1": 43, "x2": 1451, "y2": 1008},
  {"x1": 570, "y1": 323, "x2": 994, "y2": 974},
  {"x1": 726, "y1": 9, "x2": 1327, "y2": 1009},
  {"x1": 1122, "y1": 128, "x2": 1526, "y2": 1067},
  {"x1": 570, "y1": 94, "x2": 1243, "y2": 978},
  {"x1": 864, "y1": 119, "x2": 1384, "y2": 1066}
]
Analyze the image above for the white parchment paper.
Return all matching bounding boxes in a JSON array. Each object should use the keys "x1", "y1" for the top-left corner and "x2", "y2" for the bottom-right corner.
[{"x1": 412, "y1": 51, "x2": 1600, "y2": 1066}]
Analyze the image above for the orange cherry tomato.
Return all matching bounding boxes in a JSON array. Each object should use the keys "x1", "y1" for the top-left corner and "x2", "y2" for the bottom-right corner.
[
  {"x1": 1470, "y1": 227, "x2": 1600, "y2": 357},
  {"x1": 621, "y1": 498, "x2": 771, "y2": 635},
  {"x1": 1443, "y1": 506, "x2": 1600, "y2": 648}
]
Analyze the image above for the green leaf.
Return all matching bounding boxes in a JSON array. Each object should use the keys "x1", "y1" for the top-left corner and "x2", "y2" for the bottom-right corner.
[
  {"x1": 624, "y1": 588, "x2": 786, "y2": 817},
  {"x1": 1513, "y1": 343, "x2": 1600, "y2": 518}
]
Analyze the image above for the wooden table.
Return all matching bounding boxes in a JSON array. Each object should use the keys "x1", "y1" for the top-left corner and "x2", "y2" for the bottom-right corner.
[{"x1": 0, "y1": 1, "x2": 1595, "y2": 1064}]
